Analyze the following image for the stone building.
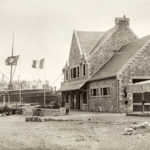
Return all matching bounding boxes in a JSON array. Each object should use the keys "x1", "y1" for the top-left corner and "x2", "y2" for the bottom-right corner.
[{"x1": 60, "y1": 16, "x2": 150, "y2": 113}]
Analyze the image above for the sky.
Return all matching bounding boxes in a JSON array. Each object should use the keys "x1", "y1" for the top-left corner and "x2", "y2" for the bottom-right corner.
[{"x1": 0, "y1": 0, "x2": 150, "y2": 89}]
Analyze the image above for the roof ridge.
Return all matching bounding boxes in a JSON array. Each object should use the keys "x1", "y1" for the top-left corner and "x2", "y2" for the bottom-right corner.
[
  {"x1": 87, "y1": 32, "x2": 105, "y2": 56},
  {"x1": 74, "y1": 30, "x2": 84, "y2": 56},
  {"x1": 88, "y1": 27, "x2": 116, "y2": 55},
  {"x1": 76, "y1": 30, "x2": 103, "y2": 33}
]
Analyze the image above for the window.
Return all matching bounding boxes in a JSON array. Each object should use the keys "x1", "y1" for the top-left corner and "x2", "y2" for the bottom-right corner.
[
  {"x1": 90, "y1": 87, "x2": 111, "y2": 97},
  {"x1": 65, "y1": 70, "x2": 69, "y2": 80},
  {"x1": 103, "y1": 88, "x2": 108, "y2": 96},
  {"x1": 77, "y1": 66, "x2": 79, "y2": 77},
  {"x1": 83, "y1": 64, "x2": 86, "y2": 76},
  {"x1": 91, "y1": 88, "x2": 99, "y2": 96},
  {"x1": 100, "y1": 87, "x2": 111, "y2": 96},
  {"x1": 70, "y1": 66, "x2": 80, "y2": 79},
  {"x1": 73, "y1": 67, "x2": 76, "y2": 78},
  {"x1": 71, "y1": 68, "x2": 72, "y2": 79}
]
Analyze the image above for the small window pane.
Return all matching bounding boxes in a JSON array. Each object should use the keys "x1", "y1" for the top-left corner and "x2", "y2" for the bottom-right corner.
[
  {"x1": 91, "y1": 88, "x2": 99, "y2": 96},
  {"x1": 83, "y1": 64, "x2": 86, "y2": 76}
]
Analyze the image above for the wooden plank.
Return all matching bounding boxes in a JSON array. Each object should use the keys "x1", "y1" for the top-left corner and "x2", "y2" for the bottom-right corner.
[{"x1": 133, "y1": 103, "x2": 150, "y2": 105}]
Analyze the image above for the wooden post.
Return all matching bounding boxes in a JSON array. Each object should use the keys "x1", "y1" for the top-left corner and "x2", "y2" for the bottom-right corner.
[
  {"x1": 74, "y1": 94, "x2": 76, "y2": 110},
  {"x1": 3, "y1": 95, "x2": 6, "y2": 106},
  {"x1": 80, "y1": 92, "x2": 83, "y2": 111}
]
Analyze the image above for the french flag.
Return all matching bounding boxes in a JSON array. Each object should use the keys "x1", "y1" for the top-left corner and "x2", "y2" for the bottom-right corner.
[{"x1": 32, "y1": 59, "x2": 44, "y2": 69}]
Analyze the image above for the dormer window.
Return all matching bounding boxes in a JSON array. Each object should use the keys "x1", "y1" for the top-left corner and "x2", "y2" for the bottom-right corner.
[
  {"x1": 71, "y1": 66, "x2": 80, "y2": 79},
  {"x1": 83, "y1": 64, "x2": 86, "y2": 76},
  {"x1": 65, "y1": 70, "x2": 69, "y2": 80}
]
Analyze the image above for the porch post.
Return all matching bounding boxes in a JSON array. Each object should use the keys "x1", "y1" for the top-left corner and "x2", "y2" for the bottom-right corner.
[
  {"x1": 61, "y1": 92, "x2": 64, "y2": 107},
  {"x1": 64, "y1": 92, "x2": 66, "y2": 104},
  {"x1": 74, "y1": 94, "x2": 76, "y2": 110},
  {"x1": 68, "y1": 94, "x2": 71, "y2": 108},
  {"x1": 80, "y1": 92, "x2": 83, "y2": 111},
  {"x1": 3, "y1": 95, "x2": 6, "y2": 105}
]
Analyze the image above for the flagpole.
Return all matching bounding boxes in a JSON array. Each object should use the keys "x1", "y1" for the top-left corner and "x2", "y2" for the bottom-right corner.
[
  {"x1": 19, "y1": 79, "x2": 22, "y2": 105},
  {"x1": 19, "y1": 56, "x2": 22, "y2": 105},
  {"x1": 8, "y1": 31, "x2": 14, "y2": 106},
  {"x1": 43, "y1": 59, "x2": 46, "y2": 106}
]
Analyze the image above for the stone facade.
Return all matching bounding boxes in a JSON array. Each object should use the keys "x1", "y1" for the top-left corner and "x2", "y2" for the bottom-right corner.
[
  {"x1": 88, "y1": 78, "x2": 118, "y2": 112},
  {"x1": 117, "y1": 75, "x2": 133, "y2": 112},
  {"x1": 88, "y1": 18, "x2": 137, "y2": 77}
]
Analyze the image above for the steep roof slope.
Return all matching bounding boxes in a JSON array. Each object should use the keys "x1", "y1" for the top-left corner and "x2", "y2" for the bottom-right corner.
[
  {"x1": 88, "y1": 27, "x2": 116, "y2": 54},
  {"x1": 89, "y1": 35, "x2": 150, "y2": 81},
  {"x1": 76, "y1": 31, "x2": 104, "y2": 56}
]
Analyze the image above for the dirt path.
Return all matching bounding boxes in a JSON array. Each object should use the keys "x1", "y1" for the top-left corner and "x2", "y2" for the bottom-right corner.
[{"x1": 0, "y1": 112, "x2": 150, "y2": 150}]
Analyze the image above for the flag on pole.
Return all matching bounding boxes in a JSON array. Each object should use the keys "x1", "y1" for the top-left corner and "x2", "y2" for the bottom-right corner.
[
  {"x1": 32, "y1": 58, "x2": 44, "y2": 69},
  {"x1": 5, "y1": 55, "x2": 19, "y2": 65}
]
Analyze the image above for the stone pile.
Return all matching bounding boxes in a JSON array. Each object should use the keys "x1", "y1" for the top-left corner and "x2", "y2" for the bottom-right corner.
[
  {"x1": 25, "y1": 116, "x2": 77, "y2": 122},
  {"x1": 0, "y1": 113, "x2": 6, "y2": 117},
  {"x1": 123, "y1": 121, "x2": 150, "y2": 135},
  {"x1": 25, "y1": 116, "x2": 44, "y2": 122}
]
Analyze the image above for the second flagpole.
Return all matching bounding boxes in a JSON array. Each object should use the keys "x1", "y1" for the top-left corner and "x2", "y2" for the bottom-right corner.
[{"x1": 43, "y1": 59, "x2": 46, "y2": 106}]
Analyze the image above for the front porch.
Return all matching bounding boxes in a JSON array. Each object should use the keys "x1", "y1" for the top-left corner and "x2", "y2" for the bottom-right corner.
[{"x1": 61, "y1": 90, "x2": 88, "y2": 111}]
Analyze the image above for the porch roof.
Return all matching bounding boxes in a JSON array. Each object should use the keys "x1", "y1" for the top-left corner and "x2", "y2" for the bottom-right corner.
[
  {"x1": 60, "y1": 80, "x2": 87, "y2": 92},
  {"x1": 127, "y1": 80, "x2": 150, "y2": 93}
]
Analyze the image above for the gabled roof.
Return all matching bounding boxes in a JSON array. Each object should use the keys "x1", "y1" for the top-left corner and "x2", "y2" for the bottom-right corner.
[
  {"x1": 89, "y1": 35, "x2": 150, "y2": 81},
  {"x1": 76, "y1": 31, "x2": 104, "y2": 56}
]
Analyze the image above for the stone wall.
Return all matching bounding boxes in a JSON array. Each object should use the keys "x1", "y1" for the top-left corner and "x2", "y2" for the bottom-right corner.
[
  {"x1": 41, "y1": 108, "x2": 66, "y2": 116},
  {"x1": 87, "y1": 18, "x2": 137, "y2": 77},
  {"x1": 117, "y1": 75, "x2": 133, "y2": 113},
  {"x1": 117, "y1": 39, "x2": 150, "y2": 113},
  {"x1": 81, "y1": 104, "x2": 88, "y2": 111},
  {"x1": 88, "y1": 78, "x2": 118, "y2": 112}
]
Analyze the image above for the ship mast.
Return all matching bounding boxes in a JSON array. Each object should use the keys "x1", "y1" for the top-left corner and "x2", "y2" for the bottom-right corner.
[{"x1": 8, "y1": 32, "x2": 14, "y2": 90}]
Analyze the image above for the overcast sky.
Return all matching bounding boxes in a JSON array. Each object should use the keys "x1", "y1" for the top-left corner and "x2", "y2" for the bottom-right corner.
[{"x1": 0, "y1": 0, "x2": 150, "y2": 88}]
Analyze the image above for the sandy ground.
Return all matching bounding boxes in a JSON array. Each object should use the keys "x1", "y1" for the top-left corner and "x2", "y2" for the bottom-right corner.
[{"x1": 0, "y1": 112, "x2": 150, "y2": 150}]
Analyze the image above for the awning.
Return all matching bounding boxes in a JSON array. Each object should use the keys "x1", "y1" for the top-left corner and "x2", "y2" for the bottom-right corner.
[
  {"x1": 60, "y1": 80, "x2": 87, "y2": 92},
  {"x1": 127, "y1": 80, "x2": 150, "y2": 93}
]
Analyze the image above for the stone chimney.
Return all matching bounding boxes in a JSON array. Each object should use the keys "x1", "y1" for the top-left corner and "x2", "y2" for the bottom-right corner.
[{"x1": 115, "y1": 15, "x2": 130, "y2": 28}]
